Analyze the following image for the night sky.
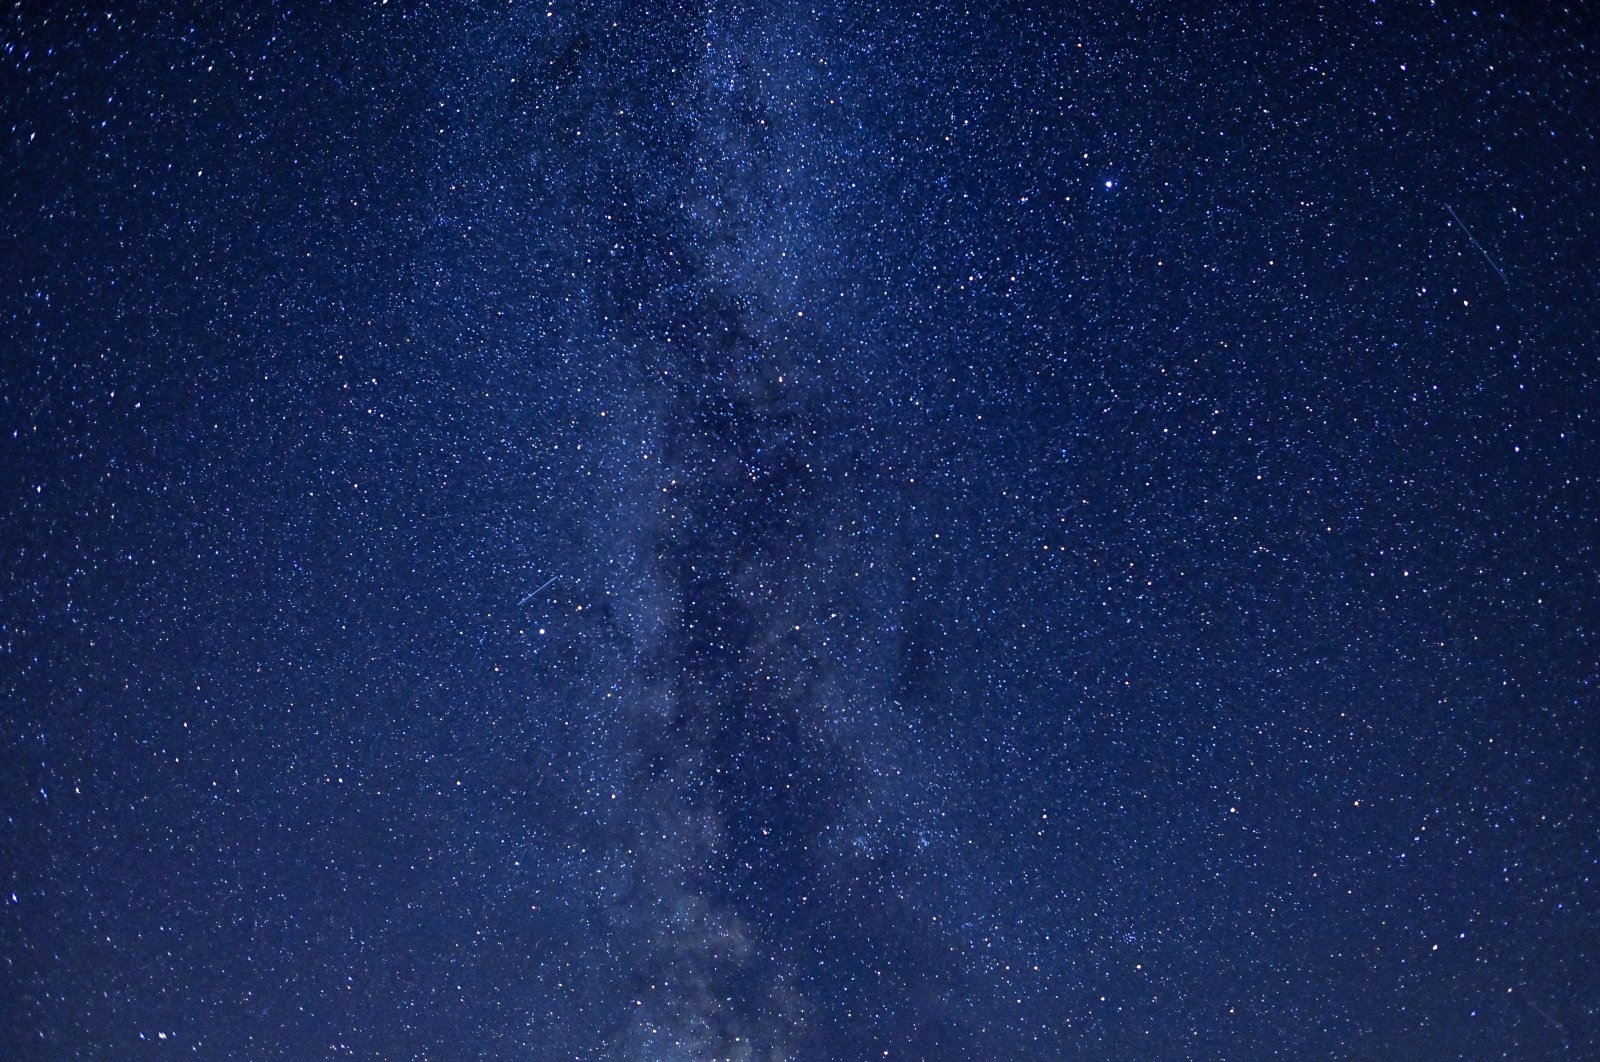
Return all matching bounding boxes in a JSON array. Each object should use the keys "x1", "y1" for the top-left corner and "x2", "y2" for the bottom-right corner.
[{"x1": 3, "y1": 2, "x2": 1598, "y2": 1059}]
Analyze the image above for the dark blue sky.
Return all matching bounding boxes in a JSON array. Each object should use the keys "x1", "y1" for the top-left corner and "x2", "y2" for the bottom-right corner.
[{"x1": 3, "y1": 2, "x2": 1597, "y2": 1058}]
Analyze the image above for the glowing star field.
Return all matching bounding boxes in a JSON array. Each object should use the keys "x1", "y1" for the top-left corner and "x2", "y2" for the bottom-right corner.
[{"x1": 3, "y1": 3, "x2": 1596, "y2": 1058}]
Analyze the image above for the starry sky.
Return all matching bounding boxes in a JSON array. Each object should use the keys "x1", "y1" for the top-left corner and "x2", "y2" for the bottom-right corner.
[{"x1": 2, "y1": 2, "x2": 1598, "y2": 1059}]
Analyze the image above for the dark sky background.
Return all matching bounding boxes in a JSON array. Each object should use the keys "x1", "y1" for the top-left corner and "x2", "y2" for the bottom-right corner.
[{"x1": 3, "y1": 2, "x2": 1598, "y2": 1059}]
